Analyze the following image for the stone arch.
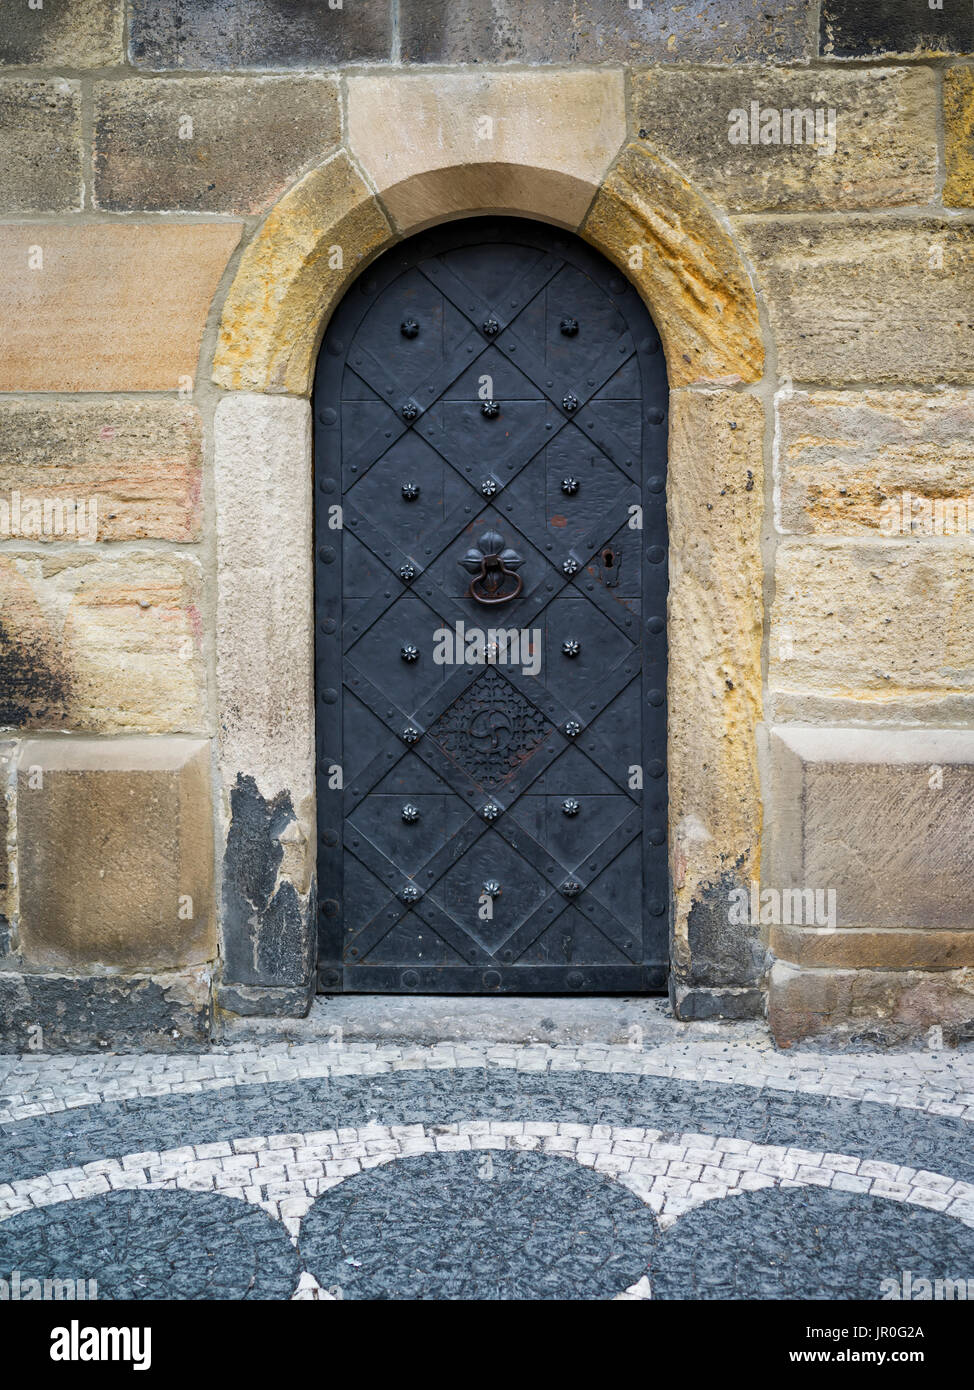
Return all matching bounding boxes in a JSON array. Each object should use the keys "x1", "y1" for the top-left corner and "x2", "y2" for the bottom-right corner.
[
  {"x1": 212, "y1": 146, "x2": 763, "y2": 397},
  {"x1": 210, "y1": 96, "x2": 767, "y2": 1022}
]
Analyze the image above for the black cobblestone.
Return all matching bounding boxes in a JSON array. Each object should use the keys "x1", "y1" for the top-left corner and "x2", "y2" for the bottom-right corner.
[
  {"x1": 651, "y1": 1187, "x2": 974, "y2": 1300},
  {"x1": 3, "y1": 1072, "x2": 972, "y2": 1192},
  {"x1": 301, "y1": 1150, "x2": 658, "y2": 1300},
  {"x1": 0, "y1": 1189, "x2": 300, "y2": 1300}
]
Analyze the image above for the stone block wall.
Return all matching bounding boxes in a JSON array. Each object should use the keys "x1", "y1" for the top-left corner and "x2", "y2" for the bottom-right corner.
[{"x1": 0, "y1": 0, "x2": 972, "y2": 1048}]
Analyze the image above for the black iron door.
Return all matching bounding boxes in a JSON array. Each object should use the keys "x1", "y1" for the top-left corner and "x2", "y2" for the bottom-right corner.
[{"x1": 314, "y1": 219, "x2": 668, "y2": 994}]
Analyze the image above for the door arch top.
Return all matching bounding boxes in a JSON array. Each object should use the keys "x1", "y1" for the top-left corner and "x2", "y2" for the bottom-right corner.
[{"x1": 211, "y1": 72, "x2": 764, "y2": 398}]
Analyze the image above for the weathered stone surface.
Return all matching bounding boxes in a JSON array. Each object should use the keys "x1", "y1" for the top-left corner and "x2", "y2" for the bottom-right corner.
[
  {"x1": 667, "y1": 391, "x2": 765, "y2": 1000},
  {"x1": 0, "y1": 80, "x2": 82, "y2": 215},
  {"x1": 0, "y1": 969, "x2": 211, "y2": 1052},
  {"x1": 0, "y1": 400, "x2": 203, "y2": 543},
  {"x1": 768, "y1": 960, "x2": 974, "y2": 1047},
  {"x1": 776, "y1": 389, "x2": 974, "y2": 536},
  {"x1": 94, "y1": 76, "x2": 340, "y2": 215},
  {"x1": 17, "y1": 738, "x2": 214, "y2": 973},
  {"x1": 347, "y1": 70, "x2": 626, "y2": 232},
  {"x1": 0, "y1": 224, "x2": 241, "y2": 393},
  {"x1": 671, "y1": 982, "x2": 766, "y2": 1022},
  {"x1": 633, "y1": 68, "x2": 937, "y2": 213},
  {"x1": 216, "y1": 982, "x2": 312, "y2": 1019},
  {"x1": 213, "y1": 153, "x2": 391, "y2": 395},
  {"x1": 0, "y1": 551, "x2": 205, "y2": 733},
  {"x1": 221, "y1": 776, "x2": 314, "y2": 989},
  {"x1": 770, "y1": 727, "x2": 974, "y2": 933},
  {"x1": 770, "y1": 541, "x2": 974, "y2": 722},
  {"x1": 583, "y1": 146, "x2": 763, "y2": 387},
  {"x1": 129, "y1": 0, "x2": 390, "y2": 69},
  {"x1": 771, "y1": 925, "x2": 974, "y2": 970},
  {"x1": 214, "y1": 394, "x2": 313, "y2": 805},
  {"x1": 945, "y1": 67, "x2": 974, "y2": 209},
  {"x1": 736, "y1": 217, "x2": 974, "y2": 385},
  {"x1": 402, "y1": 0, "x2": 812, "y2": 63},
  {"x1": 821, "y1": 0, "x2": 973, "y2": 57},
  {"x1": 214, "y1": 395, "x2": 314, "y2": 994},
  {"x1": 0, "y1": 0, "x2": 124, "y2": 67}
]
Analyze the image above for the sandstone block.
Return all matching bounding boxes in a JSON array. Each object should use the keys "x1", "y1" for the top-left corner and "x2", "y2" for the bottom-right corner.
[
  {"x1": 214, "y1": 393, "x2": 313, "y2": 804},
  {"x1": 213, "y1": 153, "x2": 391, "y2": 395},
  {"x1": 769, "y1": 960, "x2": 974, "y2": 1046},
  {"x1": 667, "y1": 390, "x2": 765, "y2": 988},
  {"x1": 770, "y1": 540, "x2": 974, "y2": 721},
  {"x1": 0, "y1": 551, "x2": 205, "y2": 733},
  {"x1": 17, "y1": 738, "x2": 214, "y2": 973},
  {"x1": 583, "y1": 146, "x2": 764, "y2": 387},
  {"x1": 633, "y1": 67, "x2": 936, "y2": 212},
  {"x1": 347, "y1": 70, "x2": 626, "y2": 232},
  {"x1": 0, "y1": 80, "x2": 82, "y2": 215},
  {"x1": 776, "y1": 389, "x2": 974, "y2": 536},
  {"x1": 0, "y1": 224, "x2": 241, "y2": 392},
  {"x1": 0, "y1": 0, "x2": 124, "y2": 67},
  {"x1": 94, "y1": 75, "x2": 340, "y2": 214},
  {"x1": 945, "y1": 67, "x2": 974, "y2": 208},
  {"x1": 0, "y1": 400, "x2": 203, "y2": 543},
  {"x1": 770, "y1": 926, "x2": 974, "y2": 971},
  {"x1": 770, "y1": 726, "x2": 974, "y2": 931},
  {"x1": 735, "y1": 218, "x2": 974, "y2": 385}
]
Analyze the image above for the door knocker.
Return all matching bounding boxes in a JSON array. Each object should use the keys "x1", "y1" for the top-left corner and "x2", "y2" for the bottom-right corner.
[{"x1": 460, "y1": 530, "x2": 524, "y2": 605}]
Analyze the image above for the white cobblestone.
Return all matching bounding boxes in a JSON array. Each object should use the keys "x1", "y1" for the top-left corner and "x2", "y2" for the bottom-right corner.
[{"x1": 4, "y1": 1037, "x2": 974, "y2": 1131}]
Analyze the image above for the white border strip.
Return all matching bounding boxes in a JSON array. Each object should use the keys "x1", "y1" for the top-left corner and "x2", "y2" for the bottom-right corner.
[{"x1": 3, "y1": 1041, "x2": 974, "y2": 1126}]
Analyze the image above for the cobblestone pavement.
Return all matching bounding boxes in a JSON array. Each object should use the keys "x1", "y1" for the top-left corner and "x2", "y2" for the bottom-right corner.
[{"x1": 2, "y1": 1029, "x2": 974, "y2": 1300}]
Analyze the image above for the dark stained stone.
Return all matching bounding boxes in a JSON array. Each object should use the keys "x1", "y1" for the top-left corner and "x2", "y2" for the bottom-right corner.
[
  {"x1": 672, "y1": 984, "x2": 766, "y2": 1022},
  {"x1": 129, "y1": 0, "x2": 393, "y2": 70},
  {"x1": 0, "y1": 608, "x2": 70, "y2": 729},
  {"x1": 222, "y1": 775, "x2": 314, "y2": 990},
  {"x1": 821, "y1": 0, "x2": 974, "y2": 57},
  {"x1": 401, "y1": 0, "x2": 813, "y2": 64},
  {"x1": 217, "y1": 983, "x2": 313, "y2": 1017},
  {"x1": 685, "y1": 869, "x2": 766, "y2": 989},
  {"x1": 0, "y1": 971, "x2": 210, "y2": 1053},
  {"x1": 0, "y1": 747, "x2": 8, "y2": 955}
]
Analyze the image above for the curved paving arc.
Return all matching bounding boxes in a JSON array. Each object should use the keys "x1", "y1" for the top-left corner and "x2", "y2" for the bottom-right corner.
[
  {"x1": 4, "y1": 1119, "x2": 974, "y2": 1228},
  {"x1": 3, "y1": 1040, "x2": 974, "y2": 1127},
  {"x1": 3, "y1": 1041, "x2": 974, "y2": 1300},
  {"x1": 3, "y1": 1118, "x2": 974, "y2": 1302}
]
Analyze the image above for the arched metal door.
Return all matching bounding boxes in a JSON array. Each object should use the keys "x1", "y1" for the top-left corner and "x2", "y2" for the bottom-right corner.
[{"x1": 314, "y1": 219, "x2": 668, "y2": 994}]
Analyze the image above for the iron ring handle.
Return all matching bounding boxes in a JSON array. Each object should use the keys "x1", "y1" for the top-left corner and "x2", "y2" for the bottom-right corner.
[{"x1": 467, "y1": 557, "x2": 523, "y2": 605}]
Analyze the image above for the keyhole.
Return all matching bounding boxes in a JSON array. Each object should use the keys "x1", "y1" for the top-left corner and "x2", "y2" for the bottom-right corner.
[{"x1": 602, "y1": 548, "x2": 615, "y2": 568}]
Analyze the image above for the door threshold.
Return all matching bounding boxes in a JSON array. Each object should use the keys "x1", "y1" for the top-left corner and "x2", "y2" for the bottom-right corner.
[{"x1": 218, "y1": 993, "x2": 764, "y2": 1049}]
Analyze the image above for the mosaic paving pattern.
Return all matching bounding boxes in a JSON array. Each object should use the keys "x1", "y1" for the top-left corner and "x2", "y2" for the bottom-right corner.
[
  {"x1": 0, "y1": 1188, "x2": 300, "y2": 1300},
  {"x1": 1, "y1": 1038, "x2": 973, "y2": 1300},
  {"x1": 650, "y1": 1187, "x2": 974, "y2": 1301},
  {"x1": 301, "y1": 1150, "x2": 658, "y2": 1300}
]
